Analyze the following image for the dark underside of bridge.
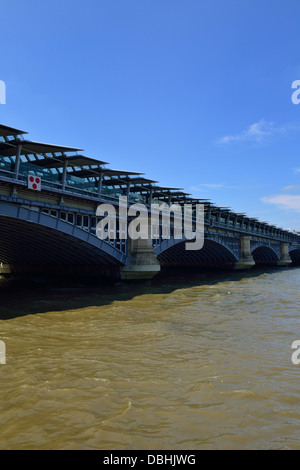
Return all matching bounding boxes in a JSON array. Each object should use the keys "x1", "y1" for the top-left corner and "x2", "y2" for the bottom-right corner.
[
  {"x1": 1, "y1": 216, "x2": 300, "y2": 280},
  {"x1": 157, "y1": 239, "x2": 236, "y2": 269},
  {"x1": 157, "y1": 240, "x2": 300, "y2": 270},
  {"x1": 251, "y1": 246, "x2": 300, "y2": 267},
  {"x1": 0, "y1": 217, "x2": 122, "y2": 278},
  {"x1": 252, "y1": 246, "x2": 279, "y2": 266},
  {"x1": 290, "y1": 249, "x2": 300, "y2": 266}
]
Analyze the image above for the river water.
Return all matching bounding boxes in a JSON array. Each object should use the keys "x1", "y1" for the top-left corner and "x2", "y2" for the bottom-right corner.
[{"x1": 0, "y1": 267, "x2": 300, "y2": 450}]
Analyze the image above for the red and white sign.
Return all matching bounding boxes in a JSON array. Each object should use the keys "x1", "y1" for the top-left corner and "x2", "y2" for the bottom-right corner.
[{"x1": 28, "y1": 175, "x2": 41, "y2": 191}]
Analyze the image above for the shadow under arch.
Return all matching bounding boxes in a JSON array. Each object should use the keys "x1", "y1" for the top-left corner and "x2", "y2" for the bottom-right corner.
[
  {"x1": 0, "y1": 201, "x2": 126, "y2": 271},
  {"x1": 252, "y1": 245, "x2": 279, "y2": 266},
  {"x1": 289, "y1": 248, "x2": 300, "y2": 266},
  {"x1": 157, "y1": 238, "x2": 237, "y2": 269}
]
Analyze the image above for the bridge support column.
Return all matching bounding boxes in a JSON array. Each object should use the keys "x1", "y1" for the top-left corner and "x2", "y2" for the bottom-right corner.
[
  {"x1": 277, "y1": 242, "x2": 292, "y2": 267},
  {"x1": 120, "y1": 237, "x2": 161, "y2": 280},
  {"x1": 0, "y1": 263, "x2": 11, "y2": 275},
  {"x1": 234, "y1": 236, "x2": 255, "y2": 270}
]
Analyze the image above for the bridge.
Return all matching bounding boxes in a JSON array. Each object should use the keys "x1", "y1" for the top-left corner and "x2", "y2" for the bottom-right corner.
[{"x1": 0, "y1": 123, "x2": 300, "y2": 280}]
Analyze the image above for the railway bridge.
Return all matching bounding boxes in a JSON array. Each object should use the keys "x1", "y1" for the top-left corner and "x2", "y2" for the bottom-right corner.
[{"x1": 0, "y1": 123, "x2": 299, "y2": 280}]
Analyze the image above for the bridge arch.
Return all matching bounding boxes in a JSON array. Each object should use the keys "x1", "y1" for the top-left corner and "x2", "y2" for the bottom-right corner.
[
  {"x1": 251, "y1": 245, "x2": 280, "y2": 266},
  {"x1": 156, "y1": 238, "x2": 238, "y2": 269},
  {"x1": 0, "y1": 201, "x2": 126, "y2": 272}
]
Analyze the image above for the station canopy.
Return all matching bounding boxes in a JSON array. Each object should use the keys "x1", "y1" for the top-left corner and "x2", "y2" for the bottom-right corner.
[
  {"x1": 0, "y1": 139, "x2": 82, "y2": 157},
  {"x1": 0, "y1": 124, "x2": 27, "y2": 137},
  {"x1": 29, "y1": 154, "x2": 109, "y2": 169},
  {"x1": 0, "y1": 123, "x2": 287, "y2": 231}
]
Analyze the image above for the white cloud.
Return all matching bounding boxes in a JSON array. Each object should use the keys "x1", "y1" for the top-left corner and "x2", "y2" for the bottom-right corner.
[
  {"x1": 191, "y1": 183, "x2": 247, "y2": 192},
  {"x1": 217, "y1": 120, "x2": 300, "y2": 145},
  {"x1": 262, "y1": 194, "x2": 300, "y2": 213},
  {"x1": 282, "y1": 185, "x2": 300, "y2": 192},
  {"x1": 191, "y1": 183, "x2": 225, "y2": 191}
]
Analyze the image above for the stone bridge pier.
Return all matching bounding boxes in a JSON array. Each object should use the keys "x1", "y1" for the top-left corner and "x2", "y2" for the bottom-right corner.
[
  {"x1": 120, "y1": 236, "x2": 161, "y2": 280},
  {"x1": 0, "y1": 263, "x2": 11, "y2": 275},
  {"x1": 234, "y1": 236, "x2": 255, "y2": 270},
  {"x1": 234, "y1": 236, "x2": 292, "y2": 270},
  {"x1": 277, "y1": 242, "x2": 292, "y2": 267}
]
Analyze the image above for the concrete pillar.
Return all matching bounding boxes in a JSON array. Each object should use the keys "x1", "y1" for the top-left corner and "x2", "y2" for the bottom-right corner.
[
  {"x1": 277, "y1": 242, "x2": 292, "y2": 267},
  {"x1": 0, "y1": 263, "x2": 11, "y2": 275},
  {"x1": 14, "y1": 144, "x2": 22, "y2": 180},
  {"x1": 148, "y1": 188, "x2": 153, "y2": 208},
  {"x1": 120, "y1": 237, "x2": 161, "y2": 280},
  {"x1": 62, "y1": 160, "x2": 68, "y2": 191},
  {"x1": 120, "y1": 219, "x2": 161, "y2": 280},
  {"x1": 98, "y1": 172, "x2": 103, "y2": 198},
  {"x1": 126, "y1": 181, "x2": 131, "y2": 201},
  {"x1": 234, "y1": 235, "x2": 255, "y2": 270}
]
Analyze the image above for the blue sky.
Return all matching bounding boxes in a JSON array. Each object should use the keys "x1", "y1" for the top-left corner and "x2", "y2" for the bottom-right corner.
[{"x1": 2, "y1": 0, "x2": 300, "y2": 229}]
